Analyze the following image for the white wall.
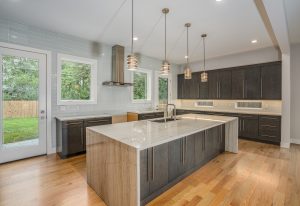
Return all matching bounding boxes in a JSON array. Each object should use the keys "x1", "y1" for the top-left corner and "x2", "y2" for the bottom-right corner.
[
  {"x1": 0, "y1": 19, "x2": 180, "y2": 151},
  {"x1": 181, "y1": 46, "x2": 280, "y2": 72},
  {"x1": 291, "y1": 43, "x2": 300, "y2": 144}
]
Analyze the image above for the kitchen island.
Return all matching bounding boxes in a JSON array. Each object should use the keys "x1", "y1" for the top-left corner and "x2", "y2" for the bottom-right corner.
[{"x1": 86, "y1": 114, "x2": 238, "y2": 206}]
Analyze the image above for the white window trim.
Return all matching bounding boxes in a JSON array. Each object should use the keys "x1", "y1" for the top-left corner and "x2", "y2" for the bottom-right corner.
[
  {"x1": 154, "y1": 71, "x2": 172, "y2": 107},
  {"x1": 57, "y1": 53, "x2": 97, "y2": 105},
  {"x1": 131, "y1": 68, "x2": 152, "y2": 103}
]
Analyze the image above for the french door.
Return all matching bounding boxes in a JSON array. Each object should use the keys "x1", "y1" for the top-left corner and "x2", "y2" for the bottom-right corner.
[{"x1": 0, "y1": 46, "x2": 47, "y2": 163}]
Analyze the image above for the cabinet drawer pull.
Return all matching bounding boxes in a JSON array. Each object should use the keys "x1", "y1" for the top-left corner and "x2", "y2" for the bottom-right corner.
[
  {"x1": 260, "y1": 125, "x2": 277, "y2": 128},
  {"x1": 260, "y1": 134, "x2": 277, "y2": 138},
  {"x1": 87, "y1": 120, "x2": 109, "y2": 124},
  {"x1": 66, "y1": 122, "x2": 82, "y2": 126}
]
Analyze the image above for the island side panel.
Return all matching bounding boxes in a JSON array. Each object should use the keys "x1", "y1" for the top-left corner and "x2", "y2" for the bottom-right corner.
[
  {"x1": 86, "y1": 129, "x2": 138, "y2": 206},
  {"x1": 225, "y1": 118, "x2": 239, "y2": 153}
]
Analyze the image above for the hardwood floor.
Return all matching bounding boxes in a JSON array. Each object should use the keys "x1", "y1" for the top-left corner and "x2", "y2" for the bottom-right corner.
[{"x1": 0, "y1": 140, "x2": 299, "y2": 206}]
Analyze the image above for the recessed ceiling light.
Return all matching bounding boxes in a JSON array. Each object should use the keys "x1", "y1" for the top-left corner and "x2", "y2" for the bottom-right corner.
[
  {"x1": 184, "y1": 55, "x2": 188, "y2": 59},
  {"x1": 216, "y1": 0, "x2": 223, "y2": 2},
  {"x1": 133, "y1": 37, "x2": 138, "y2": 41},
  {"x1": 251, "y1": 39, "x2": 258, "y2": 44}
]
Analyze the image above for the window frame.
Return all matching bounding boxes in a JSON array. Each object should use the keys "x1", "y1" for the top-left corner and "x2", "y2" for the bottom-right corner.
[
  {"x1": 131, "y1": 68, "x2": 152, "y2": 103},
  {"x1": 57, "y1": 53, "x2": 97, "y2": 105}
]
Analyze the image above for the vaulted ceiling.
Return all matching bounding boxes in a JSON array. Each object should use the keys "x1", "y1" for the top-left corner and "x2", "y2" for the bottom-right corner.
[{"x1": 0, "y1": 0, "x2": 296, "y2": 64}]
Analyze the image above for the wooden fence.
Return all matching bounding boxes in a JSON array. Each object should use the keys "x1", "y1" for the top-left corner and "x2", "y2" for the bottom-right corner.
[{"x1": 3, "y1": 101, "x2": 38, "y2": 118}]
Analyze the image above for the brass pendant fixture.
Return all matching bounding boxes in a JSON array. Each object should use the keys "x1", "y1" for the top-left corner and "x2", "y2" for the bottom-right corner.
[
  {"x1": 184, "y1": 23, "x2": 192, "y2": 79},
  {"x1": 127, "y1": 0, "x2": 138, "y2": 71},
  {"x1": 160, "y1": 8, "x2": 170, "y2": 75},
  {"x1": 201, "y1": 34, "x2": 208, "y2": 82}
]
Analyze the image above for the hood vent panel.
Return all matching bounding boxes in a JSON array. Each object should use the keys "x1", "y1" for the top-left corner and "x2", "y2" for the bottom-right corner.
[{"x1": 103, "y1": 45, "x2": 134, "y2": 87}]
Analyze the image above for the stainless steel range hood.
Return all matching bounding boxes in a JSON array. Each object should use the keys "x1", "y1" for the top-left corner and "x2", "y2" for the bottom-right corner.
[{"x1": 102, "y1": 45, "x2": 134, "y2": 87}]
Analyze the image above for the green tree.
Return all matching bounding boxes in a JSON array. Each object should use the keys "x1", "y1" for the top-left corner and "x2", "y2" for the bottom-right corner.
[
  {"x1": 2, "y1": 55, "x2": 39, "y2": 100},
  {"x1": 159, "y1": 77, "x2": 168, "y2": 104},
  {"x1": 133, "y1": 72, "x2": 147, "y2": 100},
  {"x1": 61, "y1": 60, "x2": 91, "y2": 100}
]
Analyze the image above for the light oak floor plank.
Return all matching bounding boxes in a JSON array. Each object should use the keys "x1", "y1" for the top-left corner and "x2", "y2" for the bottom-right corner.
[{"x1": 0, "y1": 140, "x2": 299, "y2": 206}]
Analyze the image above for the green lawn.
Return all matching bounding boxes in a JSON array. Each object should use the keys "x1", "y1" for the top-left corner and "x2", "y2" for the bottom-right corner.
[{"x1": 3, "y1": 117, "x2": 38, "y2": 144}]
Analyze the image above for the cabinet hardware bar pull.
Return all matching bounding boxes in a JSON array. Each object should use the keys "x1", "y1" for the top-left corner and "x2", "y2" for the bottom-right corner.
[
  {"x1": 242, "y1": 120, "x2": 245, "y2": 131},
  {"x1": 66, "y1": 122, "x2": 82, "y2": 126},
  {"x1": 261, "y1": 77, "x2": 263, "y2": 98},
  {"x1": 147, "y1": 149, "x2": 150, "y2": 182},
  {"x1": 243, "y1": 79, "x2": 245, "y2": 98},
  {"x1": 152, "y1": 147, "x2": 154, "y2": 180},
  {"x1": 185, "y1": 137, "x2": 187, "y2": 163},
  {"x1": 261, "y1": 125, "x2": 277, "y2": 128},
  {"x1": 87, "y1": 120, "x2": 109, "y2": 123},
  {"x1": 81, "y1": 127, "x2": 84, "y2": 145}
]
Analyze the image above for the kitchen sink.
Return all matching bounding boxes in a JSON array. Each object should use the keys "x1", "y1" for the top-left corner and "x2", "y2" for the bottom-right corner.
[{"x1": 151, "y1": 118, "x2": 180, "y2": 123}]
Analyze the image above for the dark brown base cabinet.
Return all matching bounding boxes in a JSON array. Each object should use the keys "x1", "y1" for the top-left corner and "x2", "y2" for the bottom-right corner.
[
  {"x1": 138, "y1": 112, "x2": 164, "y2": 120},
  {"x1": 56, "y1": 117, "x2": 112, "y2": 159},
  {"x1": 177, "y1": 109, "x2": 281, "y2": 145},
  {"x1": 140, "y1": 125, "x2": 225, "y2": 205}
]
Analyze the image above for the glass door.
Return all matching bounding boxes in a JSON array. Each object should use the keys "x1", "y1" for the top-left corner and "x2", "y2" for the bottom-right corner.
[{"x1": 0, "y1": 46, "x2": 47, "y2": 163}]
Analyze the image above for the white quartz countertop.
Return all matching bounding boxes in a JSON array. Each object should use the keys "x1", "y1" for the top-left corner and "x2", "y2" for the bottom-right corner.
[
  {"x1": 88, "y1": 114, "x2": 237, "y2": 150},
  {"x1": 177, "y1": 107, "x2": 281, "y2": 116}
]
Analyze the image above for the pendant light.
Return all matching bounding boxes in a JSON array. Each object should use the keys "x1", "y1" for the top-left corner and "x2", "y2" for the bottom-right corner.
[
  {"x1": 201, "y1": 34, "x2": 208, "y2": 82},
  {"x1": 127, "y1": 0, "x2": 138, "y2": 71},
  {"x1": 184, "y1": 23, "x2": 192, "y2": 79},
  {"x1": 160, "y1": 8, "x2": 170, "y2": 76}
]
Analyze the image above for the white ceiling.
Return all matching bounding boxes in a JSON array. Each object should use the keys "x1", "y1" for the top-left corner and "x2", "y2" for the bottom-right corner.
[
  {"x1": 0, "y1": 0, "x2": 275, "y2": 64},
  {"x1": 284, "y1": 0, "x2": 300, "y2": 44}
]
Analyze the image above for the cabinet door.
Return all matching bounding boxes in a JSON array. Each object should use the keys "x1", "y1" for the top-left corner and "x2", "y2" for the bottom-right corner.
[
  {"x1": 184, "y1": 135, "x2": 195, "y2": 172},
  {"x1": 231, "y1": 68, "x2": 245, "y2": 99},
  {"x1": 194, "y1": 131, "x2": 206, "y2": 167},
  {"x1": 190, "y1": 72, "x2": 200, "y2": 99},
  {"x1": 149, "y1": 143, "x2": 169, "y2": 194},
  {"x1": 208, "y1": 70, "x2": 219, "y2": 99},
  {"x1": 219, "y1": 70, "x2": 232, "y2": 99},
  {"x1": 168, "y1": 139, "x2": 184, "y2": 182},
  {"x1": 245, "y1": 66, "x2": 261, "y2": 99},
  {"x1": 199, "y1": 79, "x2": 209, "y2": 99},
  {"x1": 177, "y1": 74, "x2": 184, "y2": 99},
  {"x1": 241, "y1": 115, "x2": 259, "y2": 139},
  {"x1": 62, "y1": 121, "x2": 84, "y2": 155},
  {"x1": 261, "y1": 63, "x2": 281, "y2": 100},
  {"x1": 205, "y1": 127, "x2": 219, "y2": 160},
  {"x1": 140, "y1": 149, "x2": 150, "y2": 200}
]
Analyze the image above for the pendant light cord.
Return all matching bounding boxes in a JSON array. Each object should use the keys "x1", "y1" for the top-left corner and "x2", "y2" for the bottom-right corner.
[
  {"x1": 164, "y1": 12, "x2": 167, "y2": 61},
  {"x1": 203, "y1": 36, "x2": 206, "y2": 71},
  {"x1": 131, "y1": 0, "x2": 134, "y2": 54}
]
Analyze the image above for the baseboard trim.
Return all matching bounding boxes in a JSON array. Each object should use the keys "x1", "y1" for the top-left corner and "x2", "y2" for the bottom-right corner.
[
  {"x1": 280, "y1": 141, "x2": 290, "y2": 148},
  {"x1": 291, "y1": 138, "x2": 300, "y2": 145}
]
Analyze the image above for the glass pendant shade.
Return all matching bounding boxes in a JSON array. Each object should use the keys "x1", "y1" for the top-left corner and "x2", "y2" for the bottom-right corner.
[
  {"x1": 127, "y1": 54, "x2": 138, "y2": 71},
  {"x1": 160, "y1": 60, "x2": 170, "y2": 75},
  {"x1": 201, "y1": 71, "x2": 208, "y2": 82},
  {"x1": 184, "y1": 65, "x2": 192, "y2": 79}
]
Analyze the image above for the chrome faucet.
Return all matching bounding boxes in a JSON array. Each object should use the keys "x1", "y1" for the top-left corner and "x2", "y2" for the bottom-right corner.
[{"x1": 165, "y1": 104, "x2": 176, "y2": 121}]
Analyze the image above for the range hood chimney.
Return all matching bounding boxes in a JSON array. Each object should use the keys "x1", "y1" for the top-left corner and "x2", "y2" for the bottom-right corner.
[{"x1": 102, "y1": 45, "x2": 134, "y2": 87}]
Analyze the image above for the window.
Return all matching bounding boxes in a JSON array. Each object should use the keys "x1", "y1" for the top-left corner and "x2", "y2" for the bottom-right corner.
[
  {"x1": 158, "y1": 77, "x2": 168, "y2": 105},
  {"x1": 154, "y1": 72, "x2": 171, "y2": 108},
  {"x1": 57, "y1": 54, "x2": 97, "y2": 105},
  {"x1": 132, "y1": 69, "x2": 152, "y2": 102}
]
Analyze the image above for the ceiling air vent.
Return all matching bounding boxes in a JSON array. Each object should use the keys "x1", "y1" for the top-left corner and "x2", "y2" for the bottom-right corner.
[
  {"x1": 195, "y1": 101, "x2": 214, "y2": 107},
  {"x1": 236, "y1": 101, "x2": 262, "y2": 109}
]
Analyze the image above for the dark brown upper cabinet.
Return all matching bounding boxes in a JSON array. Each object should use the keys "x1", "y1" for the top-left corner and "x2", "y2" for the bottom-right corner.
[
  {"x1": 231, "y1": 66, "x2": 261, "y2": 100},
  {"x1": 261, "y1": 62, "x2": 282, "y2": 100},
  {"x1": 177, "y1": 61, "x2": 281, "y2": 100}
]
